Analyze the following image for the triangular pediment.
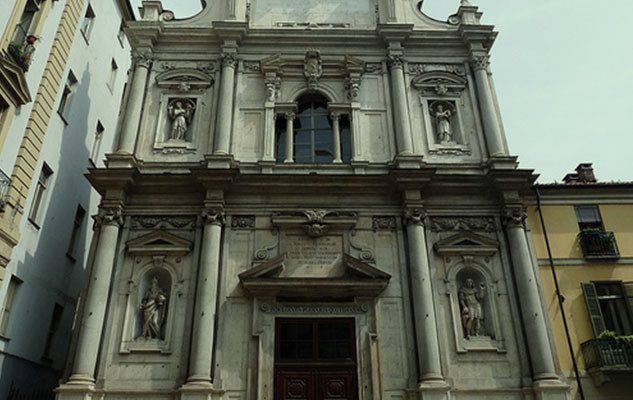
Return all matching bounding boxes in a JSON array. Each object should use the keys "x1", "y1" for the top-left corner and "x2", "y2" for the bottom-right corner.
[
  {"x1": 127, "y1": 230, "x2": 192, "y2": 255},
  {"x1": 434, "y1": 232, "x2": 498, "y2": 256},
  {"x1": 239, "y1": 253, "x2": 390, "y2": 298}
]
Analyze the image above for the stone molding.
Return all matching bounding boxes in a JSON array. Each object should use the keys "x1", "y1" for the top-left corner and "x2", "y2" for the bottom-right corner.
[
  {"x1": 429, "y1": 217, "x2": 496, "y2": 232},
  {"x1": 131, "y1": 216, "x2": 196, "y2": 230},
  {"x1": 260, "y1": 303, "x2": 369, "y2": 314}
]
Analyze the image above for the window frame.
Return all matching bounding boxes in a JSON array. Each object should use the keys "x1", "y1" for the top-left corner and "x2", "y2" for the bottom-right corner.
[
  {"x1": 0, "y1": 276, "x2": 23, "y2": 338},
  {"x1": 42, "y1": 303, "x2": 63, "y2": 360},
  {"x1": 57, "y1": 70, "x2": 77, "y2": 123},
  {"x1": 11, "y1": 0, "x2": 43, "y2": 45},
  {"x1": 28, "y1": 163, "x2": 53, "y2": 227},
  {"x1": 80, "y1": 3, "x2": 95, "y2": 43},
  {"x1": 66, "y1": 204, "x2": 86, "y2": 261},
  {"x1": 582, "y1": 280, "x2": 633, "y2": 337}
]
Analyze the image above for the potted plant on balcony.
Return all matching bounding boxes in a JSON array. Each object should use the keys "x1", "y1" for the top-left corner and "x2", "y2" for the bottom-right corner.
[
  {"x1": 597, "y1": 331, "x2": 633, "y2": 367},
  {"x1": 7, "y1": 35, "x2": 38, "y2": 72}
]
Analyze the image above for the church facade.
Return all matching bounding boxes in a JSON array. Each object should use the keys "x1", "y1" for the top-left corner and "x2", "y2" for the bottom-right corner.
[{"x1": 57, "y1": 1, "x2": 570, "y2": 400}]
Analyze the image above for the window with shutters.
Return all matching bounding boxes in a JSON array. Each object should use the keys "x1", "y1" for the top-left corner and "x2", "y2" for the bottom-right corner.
[
  {"x1": 582, "y1": 281, "x2": 633, "y2": 336},
  {"x1": 575, "y1": 205, "x2": 619, "y2": 259}
]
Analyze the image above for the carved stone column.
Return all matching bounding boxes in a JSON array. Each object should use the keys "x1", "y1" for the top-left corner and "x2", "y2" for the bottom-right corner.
[
  {"x1": 330, "y1": 112, "x2": 342, "y2": 163},
  {"x1": 404, "y1": 208, "x2": 445, "y2": 384},
  {"x1": 213, "y1": 52, "x2": 238, "y2": 154},
  {"x1": 117, "y1": 54, "x2": 152, "y2": 155},
  {"x1": 66, "y1": 208, "x2": 123, "y2": 387},
  {"x1": 185, "y1": 208, "x2": 225, "y2": 387},
  {"x1": 503, "y1": 206, "x2": 560, "y2": 382},
  {"x1": 283, "y1": 112, "x2": 295, "y2": 163},
  {"x1": 388, "y1": 54, "x2": 413, "y2": 156},
  {"x1": 471, "y1": 54, "x2": 506, "y2": 157}
]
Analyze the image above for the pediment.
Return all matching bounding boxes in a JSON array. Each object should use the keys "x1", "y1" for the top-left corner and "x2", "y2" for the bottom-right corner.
[
  {"x1": 239, "y1": 253, "x2": 391, "y2": 298},
  {"x1": 434, "y1": 232, "x2": 498, "y2": 256},
  {"x1": 127, "y1": 230, "x2": 192, "y2": 255},
  {"x1": 0, "y1": 52, "x2": 31, "y2": 106},
  {"x1": 261, "y1": 53, "x2": 286, "y2": 73},
  {"x1": 411, "y1": 71, "x2": 467, "y2": 96},
  {"x1": 155, "y1": 68, "x2": 214, "y2": 89}
]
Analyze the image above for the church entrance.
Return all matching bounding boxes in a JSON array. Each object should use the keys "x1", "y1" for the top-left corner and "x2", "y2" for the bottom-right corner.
[{"x1": 274, "y1": 318, "x2": 358, "y2": 400}]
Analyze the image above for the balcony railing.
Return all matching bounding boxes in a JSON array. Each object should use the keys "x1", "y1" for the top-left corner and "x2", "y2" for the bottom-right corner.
[
  {"x1": 0, "y1": 169, "x2": 10, "y2": 212},
  {"x1": 581, "y1": 339, "x2": 633, "y2": 371},
  {"x1": 578, "y1": 229, "x2": 620, "y2": 259}
]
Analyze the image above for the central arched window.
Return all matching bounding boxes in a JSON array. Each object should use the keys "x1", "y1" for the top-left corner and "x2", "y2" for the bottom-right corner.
[{"x1": 275, "y1": 95, "x2": 351, "y2": 164}]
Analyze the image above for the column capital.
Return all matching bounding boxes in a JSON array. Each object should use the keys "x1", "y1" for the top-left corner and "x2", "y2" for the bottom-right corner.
[
  {"x1": 502, "y1": 206, "x2": 527, "y2": 229},
  {"x1": 133, "y1": 51, "x2": 153, "y2": 69},
  {"x1": 202, "y1": 208, "x2": 225, "y2": 226},
  {"x1": 221, "y1": 52, "x2": 238, "y2": 68},
  {"x1": 329, "y1": 111, "x2": 341, "y2": 120},
  {"x1": 284, "y1": 112, "x2": 296, "y2": 121},
  {"x1": 403, "y1": 207, "x2": 427, "y2": 227},
  {"x1": 470, "y1": 54, "x2": 490, "y2": 71},
  {"x1": 95, "y1": 207, "x2": 124, "y2": 228},
  {"x1": 387, "y1": 54, "x2": 406, "y2": 69}
]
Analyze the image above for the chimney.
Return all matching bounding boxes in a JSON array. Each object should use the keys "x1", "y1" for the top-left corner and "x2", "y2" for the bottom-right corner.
[{"x1": 562, "y1": 163, "x2": 597, "y2": 184}]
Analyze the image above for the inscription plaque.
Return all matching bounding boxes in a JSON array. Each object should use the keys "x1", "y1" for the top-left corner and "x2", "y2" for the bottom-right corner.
[{"x1": 285, "y1": 235, "x2": 343, "y2": 277}]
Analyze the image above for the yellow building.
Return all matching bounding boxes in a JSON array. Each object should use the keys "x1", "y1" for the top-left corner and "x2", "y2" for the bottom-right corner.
[{"x1": 528, "y1": 163, "x2": 633, "y2": 400}]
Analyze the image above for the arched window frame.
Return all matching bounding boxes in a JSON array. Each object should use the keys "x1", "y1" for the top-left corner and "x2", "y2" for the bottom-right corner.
[{"x1": 274, "y1": 94, "x2": 351, "y2": 164}]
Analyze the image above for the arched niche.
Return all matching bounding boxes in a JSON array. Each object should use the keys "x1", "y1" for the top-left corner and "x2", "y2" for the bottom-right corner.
[{"x1": 135, "y1": 264, "x2": 173, "y2": 341}]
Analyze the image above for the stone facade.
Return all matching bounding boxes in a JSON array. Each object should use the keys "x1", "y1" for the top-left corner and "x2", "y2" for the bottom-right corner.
[{"x1": 57, "y1": 1, "x2": 570, "y2": 400}]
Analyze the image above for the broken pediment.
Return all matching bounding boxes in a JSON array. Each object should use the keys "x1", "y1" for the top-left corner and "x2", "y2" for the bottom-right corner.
[
  {"x1": 239, "y1": 253, "x2": 390, "y2": 298},
  {"x1": 126, "y1": 230, "x2": 192, "y2": 255},
  {"x1": 434, "y1": 232, "x2": 498, "y2": 257}
]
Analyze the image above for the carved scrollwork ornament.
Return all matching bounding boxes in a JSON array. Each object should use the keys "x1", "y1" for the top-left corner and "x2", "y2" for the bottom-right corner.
[
  {"x1": 502, "y1": 207, "x2": 527, "y2": 228},
  {"x1": 284, "y1": 112, "x2": 296, "y2": 121},
  {"x1": 221, "y1": 52, "x2": 238, "y2": 68},
  {"x1": 403, "y1": 208, "x2": 427, "y2": 227},
  {"x1": 470, "y1": 55, "x2": 490, "y2": 71},
  {"x1": 201, "y1": 208, "x2": 226, "y2": 226},
  {"x1": 304, "y1": 49, "x2": 323, "y2": 89},
  {"x1": 264, "y1": 75, "x2": 281, "y2": 102}
]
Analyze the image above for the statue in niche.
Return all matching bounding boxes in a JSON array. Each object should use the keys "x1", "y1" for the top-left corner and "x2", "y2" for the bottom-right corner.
[
  {"x1": 139, "y1": 277, "x2": 168, "y2": 340},
  {"x1": 168, "y1": 99, "x2": 195, "y2": 140},
  {"x1": 459, "y1": 278, "x2": 485, "y2": 339},
  {"x1": 433, "y1": 103, "x2": 454, "y2": 144}
]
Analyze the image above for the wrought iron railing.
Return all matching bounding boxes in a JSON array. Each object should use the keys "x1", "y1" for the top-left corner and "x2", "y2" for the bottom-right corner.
[
  {"x1": 578, "y1": 229, "x2": 619, "y2": 259},
  {"x1": 0, "y1": 168, "x2": 10, "y2": 212},
  {"x1": 581, "y1": 339, "x2": 633, "y2": 371}
]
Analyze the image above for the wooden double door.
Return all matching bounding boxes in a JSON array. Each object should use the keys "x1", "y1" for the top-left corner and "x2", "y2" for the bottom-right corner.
[{"x1": 274, "y1": 318, "x2": 358, "y2": 400}]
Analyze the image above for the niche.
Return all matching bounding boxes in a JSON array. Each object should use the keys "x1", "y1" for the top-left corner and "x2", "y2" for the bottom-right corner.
[{"x1": 135, "y1": 267, "x2": 172, "y2": 341}]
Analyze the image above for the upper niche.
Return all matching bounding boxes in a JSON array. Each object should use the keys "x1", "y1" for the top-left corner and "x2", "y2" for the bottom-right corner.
[
  {"x1": 239, "y1": 253, "x2": 391, "y2": 298},
  {"x1": 251, "y1": 0, "x2": 375, "y2": 28}
]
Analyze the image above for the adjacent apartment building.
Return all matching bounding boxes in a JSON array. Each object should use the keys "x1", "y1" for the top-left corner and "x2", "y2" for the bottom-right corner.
[
  {"x1": 0, "y1": 0, "x2": 133, "y2": 397},
  {"x1": 56, "y1": 2, "x2": 572, "y2": 400},
  {"x1": 528, "y1": 163, "x2": 633, "y2": 400}
]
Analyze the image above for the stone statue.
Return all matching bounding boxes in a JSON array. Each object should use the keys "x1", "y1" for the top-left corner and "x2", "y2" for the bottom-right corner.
[
  {"x1": 140, "y1": 277, "x2": 168, "y2": 339},
  {"x1": 433, "y1": 104, "x2": 453, "y2": 143},
  {"x1": 459, "y1": 278, "x2": 485, "y2": 339},
  {"x1": 304, "y1": 50, "x2": 322, "y2": 89},
  {"x1": 168, "y1": 99, "x2": 195, "y2": 140}
]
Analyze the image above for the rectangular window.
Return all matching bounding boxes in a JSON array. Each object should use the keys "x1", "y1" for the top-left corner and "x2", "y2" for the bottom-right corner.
[
  {"x1": 42, "y1": 303, "x2": 63, "y2": 359},
  {"x1": 117, "y1": 20, "x2": 125, "y2": 47},
  {"x1": 66, "y1": 205, "x2": 86, "y2": 260},
  {"x1": 107, "y1": 58, "x2": 118, "y2": 91},
  {"x1": 12, "y1": 0, "x2": 42, "y2": 44},
  {"x1": 582, "y1": 281, "x2": 633, "y2": 336},
  {"x1": 90, "y1": 120, "x2": 104, "y2": 164},
  {"x1": 80, "y1": 4, "x2": 95, "y2": 42},
  {"x1": 0, "y1": 276, "x2": 22, "y2": 337},
  {"x1": 575, "y1": 205, "x2": 603, "y2": 231},
  {"x1": 28, "y1": 163, "x2": 53, "y2": 225},
  {"x1": 57, "y1": 70, "x2": 77, "y2": 122}
]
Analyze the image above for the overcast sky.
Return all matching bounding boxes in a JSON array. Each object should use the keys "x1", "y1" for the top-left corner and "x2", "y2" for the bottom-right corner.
[{"x1": 131, "y1": 0, "x2": 633, "y2": 183}]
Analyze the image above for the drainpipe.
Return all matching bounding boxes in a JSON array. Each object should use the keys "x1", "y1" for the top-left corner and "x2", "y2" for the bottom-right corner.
[{"x1": 534, "y1": 185, "x2": 585, "y2": 400}]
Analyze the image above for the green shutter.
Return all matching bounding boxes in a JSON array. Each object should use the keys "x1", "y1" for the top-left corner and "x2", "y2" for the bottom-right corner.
[{"x1": 582, "y1": 282, "x2": 607, "y2": 337}]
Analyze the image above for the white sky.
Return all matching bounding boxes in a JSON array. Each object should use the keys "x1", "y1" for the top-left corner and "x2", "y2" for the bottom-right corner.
[{"x1": 131, "y1": 0, "x2": 633, "y2": 183}]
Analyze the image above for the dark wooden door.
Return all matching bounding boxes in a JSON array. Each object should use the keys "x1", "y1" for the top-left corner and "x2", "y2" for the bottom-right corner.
[{"x1": 274, "y1": 319, "x2": 358, "y2": 400}]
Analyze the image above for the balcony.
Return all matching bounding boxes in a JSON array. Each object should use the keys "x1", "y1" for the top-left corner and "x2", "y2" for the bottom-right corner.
[
  {"x1": 582, "y1": 339, "x2": 633, "y2": 373},
  {"x1": 0, "y1": 169, "x2": 10, "y2": 212},
  {"x1": 578, "y1": 229, "x2": 619, "y2": 259}
]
